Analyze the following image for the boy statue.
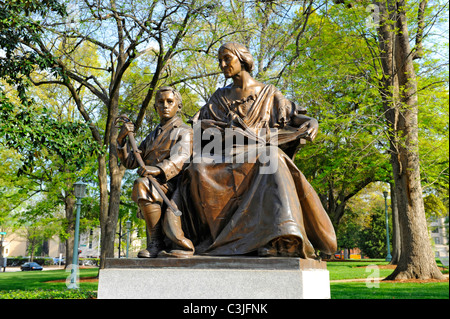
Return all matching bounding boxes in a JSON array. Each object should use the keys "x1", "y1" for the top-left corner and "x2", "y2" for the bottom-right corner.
[{"x1": 117, "y1": 86, "x2": 194, "y2": 258}]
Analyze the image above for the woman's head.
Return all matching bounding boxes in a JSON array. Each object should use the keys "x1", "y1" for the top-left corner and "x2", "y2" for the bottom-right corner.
[{"x1": 218, "y1": 42, "x2": 254, "y2": 74}]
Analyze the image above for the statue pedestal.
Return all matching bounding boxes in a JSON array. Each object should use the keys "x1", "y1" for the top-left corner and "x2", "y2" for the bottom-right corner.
[{"x1": 97, "y1": 256, "x2": 330, "y2": 299}]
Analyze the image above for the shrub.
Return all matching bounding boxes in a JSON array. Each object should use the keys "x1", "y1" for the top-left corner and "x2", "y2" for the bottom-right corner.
[
  {"x1": 6, "y1": 257, "x2": 54, "y2": 266},
  {"x1": 0, "y1": 289, "x2": 97, "y2": 299}
]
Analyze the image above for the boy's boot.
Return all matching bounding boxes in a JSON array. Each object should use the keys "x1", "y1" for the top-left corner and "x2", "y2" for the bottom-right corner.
[{"x1": 137, "y1": 202, "x2": 166, "y2": 258}]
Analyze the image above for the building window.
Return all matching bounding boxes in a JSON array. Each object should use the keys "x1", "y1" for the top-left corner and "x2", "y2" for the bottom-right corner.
[{"x1": 89, "y1": 229, "x2": 93, "y2": 249}]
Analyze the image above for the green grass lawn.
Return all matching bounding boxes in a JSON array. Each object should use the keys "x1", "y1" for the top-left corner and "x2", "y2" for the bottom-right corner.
[
  {"x1": 0, "y1": 260, "x2": 447, "y2": 299},
  {"x1": 327, "y1": 259, "x2": 394, "y2": 281},
  {"x1": 328, "y1": 259, "x2": 449, "y2": 299},
  {"x1": 0, "y1": 268, "x2": 99, "y2": 299},
  {"x1": 331, "y1": 281, "x2": 449, "y2": 299}
]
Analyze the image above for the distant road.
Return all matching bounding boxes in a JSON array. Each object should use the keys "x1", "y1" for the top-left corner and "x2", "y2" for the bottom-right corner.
[{"x1": 2, "y1": 266, "x2": 64, "y2": 272}]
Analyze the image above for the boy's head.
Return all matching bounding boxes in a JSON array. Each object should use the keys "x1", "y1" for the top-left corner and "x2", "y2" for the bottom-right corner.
[{"x1": 154, "y1": 86, "x2": 183, "y2": 123}]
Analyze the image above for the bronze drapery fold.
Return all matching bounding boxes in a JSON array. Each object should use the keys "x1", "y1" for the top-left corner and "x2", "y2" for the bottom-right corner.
[{"x1": 171, "y1": 84, "x2": 337, "y2": 258}]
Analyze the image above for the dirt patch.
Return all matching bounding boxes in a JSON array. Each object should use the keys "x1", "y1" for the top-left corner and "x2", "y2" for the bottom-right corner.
[
  {"x1": 381, "y1": 277, "x2": 449, "y2": 283},
  {"x1": 45, "y1": 276, "x2": 99, "y2": 283},
  {"x1": 372, "y1": 265, "x2": 397, "y2": 269},
  {"x1": 357, "y1": 264, "x2": 447, "y2": 271},
  {"x1": 350, "y1": 265, "x2": 449, "y2": 283}
]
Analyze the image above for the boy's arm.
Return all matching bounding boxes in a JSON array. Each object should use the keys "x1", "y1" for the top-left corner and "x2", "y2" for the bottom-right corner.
[
  {"x1": 155, "y1": 127, "x2": 193, "y2": 182},
  {"x1": 117, "y1": 122, "x2": 143, "y2": 169}
]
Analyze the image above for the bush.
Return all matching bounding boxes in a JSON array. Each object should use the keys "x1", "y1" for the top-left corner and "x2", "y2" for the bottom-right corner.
[
  {"x1": 6, "y1": 256, "x2": 100, "y2": 267},
  {"x1": 6, "y1": 257, "x2": 54, "y2": 266},
  {"x1": 80, "y1": 257, "x2": 100, "y2": 267},
  {"x1": 358, "y1": 209, "x2": 389, "y2": 258},
  {"x1": 0, "y1": 289, "x2": 97, "y2": 299}
]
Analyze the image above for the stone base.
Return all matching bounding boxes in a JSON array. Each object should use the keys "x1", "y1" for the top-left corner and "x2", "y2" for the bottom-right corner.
[{"x1": 97, "y1": 256, "x2": 330, "y2": 299}]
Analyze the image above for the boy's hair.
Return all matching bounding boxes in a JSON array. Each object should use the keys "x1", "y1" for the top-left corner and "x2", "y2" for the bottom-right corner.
[{"x1": 155, "y1": 86, "x2": 183, "y2": 109}]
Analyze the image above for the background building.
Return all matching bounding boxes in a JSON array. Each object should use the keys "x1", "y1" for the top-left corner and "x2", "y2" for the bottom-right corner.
[{"x1": 430, "y1": 216, "x2": 449, "y2": 259}]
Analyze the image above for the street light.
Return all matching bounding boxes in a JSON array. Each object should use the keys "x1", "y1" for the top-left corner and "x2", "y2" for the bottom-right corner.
[
  {"x1": 126, "y1": 220, "x2": 131, "y2": 258},
  {"x1": 68, "y1": 181, "x2": 87, "y2": 289},
  {"x1": 383, "y1": 190, "x2": 392, "y2": 262}
]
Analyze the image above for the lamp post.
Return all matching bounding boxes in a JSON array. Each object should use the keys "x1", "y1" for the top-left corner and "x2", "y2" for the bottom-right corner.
[
  {"x1": 383, "y1": 191, "x2": 392, "y2": 262},
  {"x1": 68, "y1": 181, "x2": 87, "y2": 289},
  {"x1": 126, "y1": 220, "x2": 131, "y2": 258}
]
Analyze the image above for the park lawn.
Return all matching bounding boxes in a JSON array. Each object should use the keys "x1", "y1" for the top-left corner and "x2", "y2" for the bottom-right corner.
[
  {"x1": 328, "y1": 259, "x2": 449, "y2": 299},
  {"x1": 0, "y1": 268, "x2": 99, "y2": 297},
  {"x1": 327, "y1": 259, "x2": 393, "y2": 280},
  {"x1": 331, "y1": 281, "x2": 449, "y2": 299}
]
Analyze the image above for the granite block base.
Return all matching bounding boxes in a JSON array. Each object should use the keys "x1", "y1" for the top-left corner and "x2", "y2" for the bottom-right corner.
[{"x1": 97, "y1": 256, "x2": 330, "y2": 299}]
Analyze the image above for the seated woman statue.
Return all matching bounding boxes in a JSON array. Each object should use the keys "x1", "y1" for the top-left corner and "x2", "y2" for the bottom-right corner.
[{"x1": 171, "y1": 42, "x2": 337, "y2": 259}]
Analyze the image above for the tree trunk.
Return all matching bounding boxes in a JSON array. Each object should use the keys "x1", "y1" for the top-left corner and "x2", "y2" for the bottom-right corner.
[
  {"x1": 29, "y1": 239, "x2": 35, "y2": 262},
  {"x1": 377, "y1": 0, "x2": 443, "y2": 280},
  {"x1": 98, "y1": 126, "x2": 126, "y2": 269},
  {"x1": 389, "y1": 181, "x2": 401, "y2": 264},
  {"x1": 98, "y1": 87, "x2": 126, "y2": 269},
  {"x1": 98, "y1": 153, "x2": 110, "y2": 269}
]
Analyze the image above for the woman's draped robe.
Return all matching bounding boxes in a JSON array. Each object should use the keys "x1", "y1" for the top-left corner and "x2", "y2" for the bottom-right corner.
[{"x1": 171, "y1": 84, "x2": 337, "y2": 258}]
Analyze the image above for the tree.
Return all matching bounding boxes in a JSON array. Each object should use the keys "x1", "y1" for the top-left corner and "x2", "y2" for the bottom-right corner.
[
  {"x1": 343, "y1": 181, "x2": 393, "y2": 258},
  {"x1": 13, "y1": 201, "x2": 64, "y2": 261},
  {"x1": 358, "y1": 209, "x2": 389, "y2": 258},
  {"x1": 336, "y1": 210, "x2": 363, "y2": 258},
  {"x1": 374, "y1": 0, "x2": 444, "y2": 280},
  {"x1": 0, "y1": 94, "x2": 98, "y2": 265},
  {"x1": 0, "y1": 148, "x2": 33, "y2": 223},
  {"x1": 279, "y1": 4, "x2": 393, "y2": 229}
]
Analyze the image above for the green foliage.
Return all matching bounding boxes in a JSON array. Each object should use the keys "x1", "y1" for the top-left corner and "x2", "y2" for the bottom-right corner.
[
  {"x1": 0, "y1": 92, "x2": 100, "y2": 174},
  {"x1": 0, "y1": 148, "x2": 31, "y2": 222},
  {"x1": 0, "y1": 0, "x2": 66, "y2": 16},
  {"x1": 358, "y1": 209, "x2": 389, "y2": 258},
  {"x1": 0, "y1": 289, "x2": 96, "y2": 299},
  {"x1": 336, "y1": 210, "x2": 363, "y2": 250},
  {"x1": 424, "y1": 193, "x2": 448, "y2": 218},
  {"x1": 0, "y1": 0, "x2": 67, "y2": 102},
  {"x1": 283, "y1": 5, "x2": 392, "y2": 226},
  {"x1": 5, "y1": 256, "x2": 54, "y2": 266}
]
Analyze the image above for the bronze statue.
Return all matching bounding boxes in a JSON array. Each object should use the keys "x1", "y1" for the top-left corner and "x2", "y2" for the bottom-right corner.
[
  {"x1": 117, "y1": 43, "x2": 337, "y2": 259},
  {"x1": 117, "y1": 86, "x2": 195, "y2": 258},
  {"x1": 172, "y1": 42, "x2": 337, "y2": 258}
]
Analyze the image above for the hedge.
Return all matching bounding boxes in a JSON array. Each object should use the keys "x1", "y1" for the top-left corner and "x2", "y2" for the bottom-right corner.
[
  {"x1": 4, "y1": 257, "x2": 100, "y2": 267},
  {"x1": 0, "y1": 289, "x2": 97, "y2": 299}
]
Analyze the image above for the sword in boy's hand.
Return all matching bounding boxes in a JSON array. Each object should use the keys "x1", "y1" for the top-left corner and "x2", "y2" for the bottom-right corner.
[{"x1": 115, "y1": 114, "x2": 182, "y2": 217}]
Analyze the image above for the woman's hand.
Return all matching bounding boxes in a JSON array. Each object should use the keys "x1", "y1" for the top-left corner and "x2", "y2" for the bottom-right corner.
[
  {"x1": 138, "y1": 165, "x2": 162, "y2": 177},
  {"x1": 299, "y1": 118, "x2": 318, "y2": 141}
]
